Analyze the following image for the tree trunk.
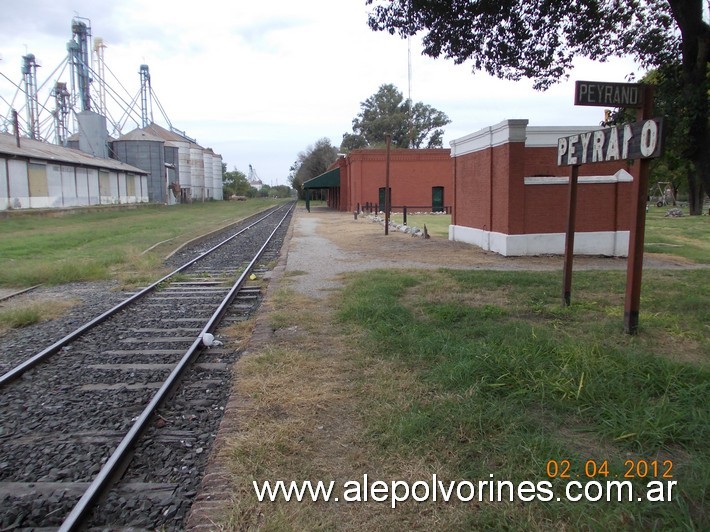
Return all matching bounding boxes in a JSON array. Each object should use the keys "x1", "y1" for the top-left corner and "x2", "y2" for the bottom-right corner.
[
  {"x1": 687, "y1": 169, "x2": 705, "y2": 215},
  {"x1": 687, "y1": 78, "x2": 710, "y2": 207},
  {"x1": 672, "y1": 182, "x2": 680, "y2": 206},
  {"x1": 668, "y1": 0, "x2": 709, "y2": 211}
]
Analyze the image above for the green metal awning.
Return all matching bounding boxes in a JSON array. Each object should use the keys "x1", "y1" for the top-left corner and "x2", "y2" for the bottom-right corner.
[{"x1": 303, "y1": 167, "x2": 340, "y2": 189}]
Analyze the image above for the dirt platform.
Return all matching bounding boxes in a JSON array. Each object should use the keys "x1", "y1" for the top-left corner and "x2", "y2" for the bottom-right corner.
[{"x1": 284, "y1": 205, "x2": 697, "y2": 299}]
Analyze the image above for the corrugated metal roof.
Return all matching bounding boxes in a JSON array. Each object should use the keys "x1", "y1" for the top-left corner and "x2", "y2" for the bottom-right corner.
[
  {"x1": 115, "y1": 128, "x2": 165, "y2": 142},
  {"x1": 303, "y1": 167, "x2": 340, "y2": 188},
  {"x1": 0, "y1": 133, "x2": 148, "y2": 174},
  {"x1": 140, "y1": 123, "x2": 203, "y2": 147},
  {"x1": 67, "y1": 132, "x2": 117, "y2": 143}
]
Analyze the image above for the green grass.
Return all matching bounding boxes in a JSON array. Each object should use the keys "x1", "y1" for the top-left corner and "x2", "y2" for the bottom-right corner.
[
  {"x1": 0, "y1": 300, "x2": 75, "y2": 332},
  {"x1": 0, "y1": 199, "x2": 285, "y2": 287},
  {"x1": 388, "y1": 212, "x2": 451, "y2": 237},
  {"x1": 338, "y1": 268, "x2": 709, "y2": 530},
  {"x1": 0, "y1": 306, "x2": 44, "y2": 329},
  {"x1": 388, "y1": 207, "x2": 709, "y2": 259},
  {"x1": 644, "y1": 205, "x2": 710, "y2": 264}
]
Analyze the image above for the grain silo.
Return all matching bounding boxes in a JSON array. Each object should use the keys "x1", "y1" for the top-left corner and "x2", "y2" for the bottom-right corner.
[
  {"x1": 203, "y1": 149, "x2": 214, "y2": 200},
  {"x1": 142, "y1": 123, "x2": 193, "y2": 202},
  {"x1": 212, "y1": 152, "x2": 223, "y2": 200},
  {"x1": 112, "y1": 128, "x2": 167, "y2": 203},
  {"x1": 190, "y1": 145, "x2": 205, "y2": 201}
]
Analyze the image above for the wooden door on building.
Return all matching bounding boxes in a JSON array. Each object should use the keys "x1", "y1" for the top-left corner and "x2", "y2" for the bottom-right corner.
[{"x1": 378, "y1": 187, "x2": 391, "y2": 213}]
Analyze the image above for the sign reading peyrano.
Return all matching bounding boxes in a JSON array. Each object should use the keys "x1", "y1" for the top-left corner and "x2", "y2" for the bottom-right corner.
[
  {"x1": 575, "y1": 81, "x2": 645, "y2": 108},
  {"x1": 557, "y1": 119, "x2": 663, "y2": 167}
]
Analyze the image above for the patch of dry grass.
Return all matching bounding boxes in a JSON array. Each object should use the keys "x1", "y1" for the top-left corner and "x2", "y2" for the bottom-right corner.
[
  {"x1": 221, "y1": 320, "x2": 257, "y2": 353},
  {"x1": 219, "y1": 290, "x2": 359, "y2": 529},
  {"x1": 401, "y1": 273, "x2": 511, "y2": 315},
  {"x1": 0, "y1": 299, "x2": 77, "y2": 334},
  {"x1": 217, "y1": 286, "x2": 478, "y2": 530}
]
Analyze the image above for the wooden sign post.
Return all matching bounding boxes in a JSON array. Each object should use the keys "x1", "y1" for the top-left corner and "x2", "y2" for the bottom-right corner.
[
  {"x1": 560, "y1": 82, "x2": 660, "y2": 333},
  {"x1": 623, "y1": 86, "x2": 655, "y2": 334},
  {"x1": 562, "y1": 164, "x2": 579, "y2": 306}
]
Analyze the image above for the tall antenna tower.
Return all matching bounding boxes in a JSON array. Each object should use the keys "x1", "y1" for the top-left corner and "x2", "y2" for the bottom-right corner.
[
  {"x1": 407, "y1": 36, "x2": 412, "y2": 103},
  {"x1": 407, "y1": 35, "x2": 413, "y2": 148},
  {"x1": 406, "y1": 0, "x2": 414, "y2": 148},
  {"x1": 21, "y1": 53, "x2": 40, "y2": 139}
]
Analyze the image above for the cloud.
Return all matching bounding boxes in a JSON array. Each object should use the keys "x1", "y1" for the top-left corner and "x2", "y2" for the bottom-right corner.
[
  {"x1": 1, "y1": 0, "x2": 643, "y2": 185},
  {"x1": 0, "y1": 0, "x2": 110, "y2": 38}
]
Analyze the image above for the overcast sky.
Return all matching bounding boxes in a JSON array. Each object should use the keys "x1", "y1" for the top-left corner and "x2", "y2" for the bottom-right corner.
[{"x1": 0, "y1": 0, "x2": 642, "y2": 186}]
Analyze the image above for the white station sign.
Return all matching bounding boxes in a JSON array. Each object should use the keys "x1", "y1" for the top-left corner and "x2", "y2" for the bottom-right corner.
[{"x1": 557, "y1": 119, "x2": 663, "y2": 167}]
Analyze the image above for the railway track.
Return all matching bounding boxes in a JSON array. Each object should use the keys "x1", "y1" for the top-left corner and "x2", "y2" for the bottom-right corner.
[{"x1": 0, "y1": 202, "x2": 294, "y2": 529}]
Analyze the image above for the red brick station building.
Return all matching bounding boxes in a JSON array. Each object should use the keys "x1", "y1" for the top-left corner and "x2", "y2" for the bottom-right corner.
[{"x1": 304, "y1": 119, "x2": 635, "y2": 257}]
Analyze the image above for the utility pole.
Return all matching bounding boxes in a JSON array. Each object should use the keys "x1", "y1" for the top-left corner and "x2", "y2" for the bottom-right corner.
[{"x1": 385, "y1": 134, "x2": 391, "y2": 235}]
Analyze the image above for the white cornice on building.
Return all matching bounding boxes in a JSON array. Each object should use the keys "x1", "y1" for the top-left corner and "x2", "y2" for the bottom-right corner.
[{"x1": 450, "y1": 120, "x2": 606, "y2": 157}]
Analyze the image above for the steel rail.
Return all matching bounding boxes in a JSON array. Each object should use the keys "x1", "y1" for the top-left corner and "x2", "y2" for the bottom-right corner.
[
  {"x1": 0, "y1": 284, "x2": 43, "y2": 303},
  {"x1": 0, "y1": 204, "x2": 289, "y2": 387},
  {"x1": 58, "y1": 201, "x2": 294, "y2": 531}
]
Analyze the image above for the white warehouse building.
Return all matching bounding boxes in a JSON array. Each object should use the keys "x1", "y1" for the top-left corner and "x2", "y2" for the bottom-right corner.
[{"x1": 1, "y1": 132, "x2": 148, "y2": 211}]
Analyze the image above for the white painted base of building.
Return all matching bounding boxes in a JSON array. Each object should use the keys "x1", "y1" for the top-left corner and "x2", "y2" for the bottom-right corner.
[{"x1": 449, "y1": 225, "x2": 629, "y2": 257}]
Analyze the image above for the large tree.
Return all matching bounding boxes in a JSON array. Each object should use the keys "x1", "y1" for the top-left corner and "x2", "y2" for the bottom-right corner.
[
  {"x1": 366, "y1": 0, "x2": 709, "y2": 208},
  {"x1": 342, "y1": 83, "x2": 450, "y2": 150},
  {"x1": 222, "y1": 167, "x2": 250, "y2": 199},
  {"x1": 289, "y1": 138, "x2": 339, "y2": 199},
  {"x1": 642, "y1": 65, "x2": 709, "y2": 213}
]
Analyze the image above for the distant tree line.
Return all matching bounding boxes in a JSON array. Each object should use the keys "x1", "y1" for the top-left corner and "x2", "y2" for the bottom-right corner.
[
  {"x1": 222, "y1": 166, "x2": 292, "y2": 200},
  {"x1": 288, "y1": 139, "x2": 339, "y2": 200}
]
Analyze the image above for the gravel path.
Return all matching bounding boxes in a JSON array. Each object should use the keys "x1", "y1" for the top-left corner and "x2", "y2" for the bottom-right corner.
[{"x1": 284, "y1": 214, "x2": 415, "y2": 299}]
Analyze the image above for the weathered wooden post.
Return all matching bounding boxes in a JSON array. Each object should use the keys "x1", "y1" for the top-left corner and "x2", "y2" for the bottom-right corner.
[
  {"x1": 624, "y1": 85, "x2": 655, "y2": 335},
  {"x1": 562, "y1": 164, "x2": 580, "y2": 306},
  {"x1": 560, "y1": 81, "x2": 662, "y2": 333}
]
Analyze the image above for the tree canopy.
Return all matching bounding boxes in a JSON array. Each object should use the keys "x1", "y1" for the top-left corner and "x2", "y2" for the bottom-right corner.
[
  {"x1": 341, "y1": 83, "x2": 450, "y2": 150},
  {"x1": 366, "y1": 0, "x2": 709, "y2": 204},
  {"x1": 288, "y1": 138, "x2": 339, "y2": 199},
  {"x1": 637, "y1": 65, "x2": 709, "y2": 213},
  {"x1": 222, "y1": 167, "x2": 250, "y2": 199}
]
